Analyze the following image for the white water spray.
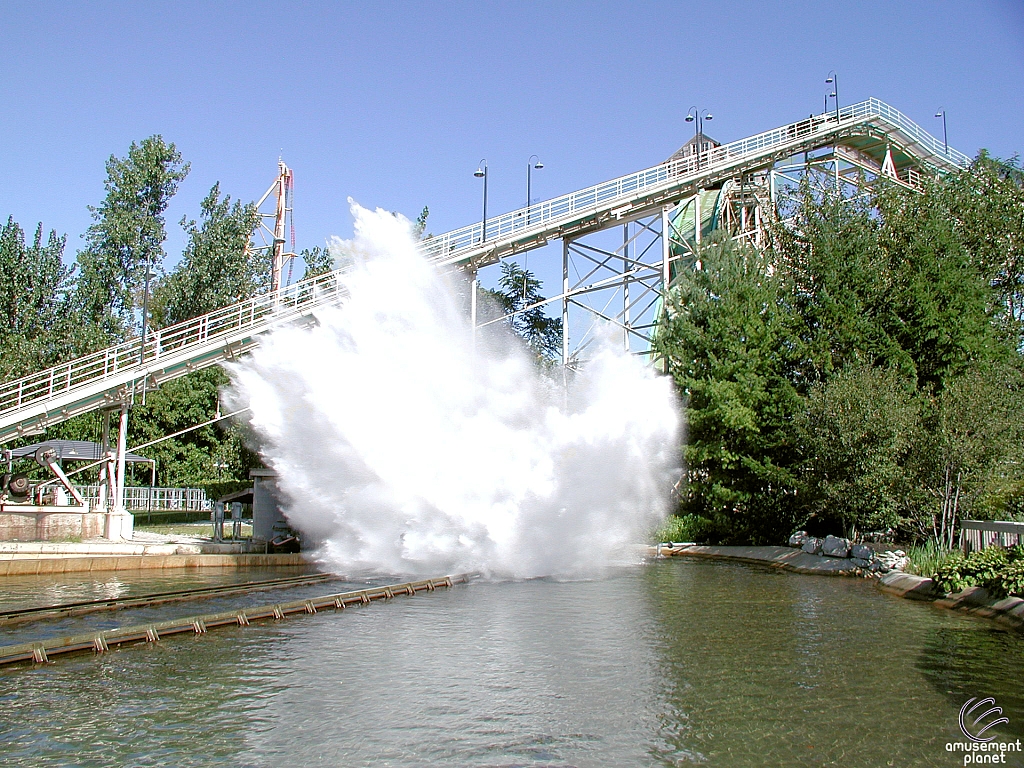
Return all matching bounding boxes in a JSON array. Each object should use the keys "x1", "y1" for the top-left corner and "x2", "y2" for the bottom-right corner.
[{"x1": 226, "y1": 203, "x2": 681, "y2": 579}]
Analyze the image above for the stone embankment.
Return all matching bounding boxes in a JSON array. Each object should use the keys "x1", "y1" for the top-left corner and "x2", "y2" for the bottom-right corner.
[
  {"x1": 653, "y1": 534, "x2": 1024, "y2": 633},
  {"x1": 654, "y1": 531, "x2": 907, "y2": 577},
  {"x1": 786, "y1": 531, "x2": 910, "y2": 574},
  {"x1": 877, "y1": 571, "x2": 1024, "y2": 633}
]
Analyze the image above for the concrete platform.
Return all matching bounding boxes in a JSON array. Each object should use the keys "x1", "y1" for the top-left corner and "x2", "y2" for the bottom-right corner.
[
  {"x1": 0, "y1": 531, "x2": 310, "y2": 575},
  {"x1": 652, "y1": 544, "x2": 863, "y2": 575},
  {"x1": 0, "y1": 552, "x2": 309, "y2": 576}
]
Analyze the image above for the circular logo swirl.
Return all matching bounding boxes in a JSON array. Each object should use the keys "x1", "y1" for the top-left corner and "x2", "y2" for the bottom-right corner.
[{"x1": 960, "y1": 697, "x2": 1010, "y2": 743}]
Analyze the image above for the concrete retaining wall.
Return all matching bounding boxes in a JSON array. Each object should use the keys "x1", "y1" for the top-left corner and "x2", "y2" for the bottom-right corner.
[
  {"x1": 0, "y1": 553, "x2": 309, "y2": 576},
  {"x1": 0, "y1": 509, "x2": 105, "y2": 542}
]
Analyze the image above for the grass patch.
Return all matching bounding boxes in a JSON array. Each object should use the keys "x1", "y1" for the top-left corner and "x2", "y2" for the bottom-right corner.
[
  {"x1": 905, "y1": 539, "x2": 957, "y2": 577},
  {"x1": 135, "y1": 522, "x2": 253, "y2": 539}
]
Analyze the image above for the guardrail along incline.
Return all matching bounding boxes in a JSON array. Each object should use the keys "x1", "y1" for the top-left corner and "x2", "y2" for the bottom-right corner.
[{"x1": 0, "y1": 99, "x2": 967, "y2": 442}]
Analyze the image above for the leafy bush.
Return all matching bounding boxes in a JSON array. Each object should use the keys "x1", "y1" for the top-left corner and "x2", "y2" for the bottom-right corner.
[
  {"x1": 652, "y1": 514, "x2": 711, "y2": 544},
  {"x1": 997, "y1": 561, "x2": 1024, "y2": 599},
  {"x1": 933, "y1": 552, "x2": 971, "y2": 593},
  {"x1": 931, "y1": 545, "x2": 1024, "y2": 598}
]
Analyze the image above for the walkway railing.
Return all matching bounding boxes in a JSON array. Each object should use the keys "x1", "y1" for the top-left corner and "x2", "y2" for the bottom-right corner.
[
  {"x1": 0, "y1": 98, "x2": 966, "y2": 438},
  {"x1": 0, "y1": 271, "x2": 344, "y2": 427},
  {"x1": 418, "y1": 98, "x2": 970, "y2": 267}
]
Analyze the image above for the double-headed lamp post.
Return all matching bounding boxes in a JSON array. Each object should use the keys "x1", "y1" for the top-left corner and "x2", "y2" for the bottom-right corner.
[
  {"x1": 825, "y1": 71, "x2": 839, "y2": 122},
  {"x1": 684, "y1": 107, "x2": 713, "y2": 169},
  {"x1": 474, "y1": 160, "x2": 488, "y2": 243},
  {"x1": 935, "y1": 108, "x2": 948, "y2": 155}
]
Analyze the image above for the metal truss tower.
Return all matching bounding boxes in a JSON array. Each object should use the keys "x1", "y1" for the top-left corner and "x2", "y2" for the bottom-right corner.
[
  {"x1": 248, "y1": 160, "x2": 297, "y2": 301},
  {"x1": 536, "y1": 115, "x2": 954, "y2": 369}
]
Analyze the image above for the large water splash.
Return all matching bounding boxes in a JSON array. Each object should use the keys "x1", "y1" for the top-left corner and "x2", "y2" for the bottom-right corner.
[{"x1": 225, "y1": 203, "x2": 681, "y2": 579}]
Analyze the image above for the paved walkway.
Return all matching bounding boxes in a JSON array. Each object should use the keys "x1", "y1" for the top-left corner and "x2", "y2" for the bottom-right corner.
[{"x1": 651, "y1": 544, "x2": 863, "y2": 575}]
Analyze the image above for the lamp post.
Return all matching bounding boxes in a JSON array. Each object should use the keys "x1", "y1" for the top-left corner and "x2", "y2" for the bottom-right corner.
[
  {"x1": 138, "y1": 261, "x2": 156, "y2": 364},
  {"x1": 684, "y1": 107, "x2": 713, "y2": 169},
  {"x1": 526, "y1": 155, "x2": 543, "y2": 227},
  {"x1": 474, "y1": 160, "x2": 488, "y2": 243},
  {"x1": 935, "y1": 108, "x2": 948, "y2": 155},
  {"x1": 470, "y1": 160, "x2": 489, "y2": 345},
  {"x1": 526, "y1": 155, "x2": 543, "y2": 209},
  {"x1": 825, "y1": 71, "x2": 839, "y2": 122}
]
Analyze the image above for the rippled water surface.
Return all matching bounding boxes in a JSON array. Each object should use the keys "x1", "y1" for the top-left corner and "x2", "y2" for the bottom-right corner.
[{"x1": 2, "y1": 559, "x2": 1022, "y2": 767}]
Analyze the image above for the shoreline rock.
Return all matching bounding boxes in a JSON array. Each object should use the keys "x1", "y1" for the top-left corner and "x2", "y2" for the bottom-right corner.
[{"x1": 785, "y1": 530, "x2": 905, "y2": 573}]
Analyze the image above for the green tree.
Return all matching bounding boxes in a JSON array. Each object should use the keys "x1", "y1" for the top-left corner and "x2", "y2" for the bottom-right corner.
[
  {"x1": 153, "y1": 183, "x2": 261, "y2": 326},
  {"x1": 127, "y1": 367, "x2": 258, "y2": 495},
  {"x1": 483, "y1": 261, "x2": 562, "y2": 361},
  {"x1": 874, "y1": 178, "x2": 1011, "y2": 389},
  {"x1": 912, "y1": 365, "x2": 1024, "y2": 547},
  {"x1": 413, "y1": 205, "x2": 430, "y2": 239},
  {"x1": 657, "y1": 158, "x2": 1024, "y2": 545},
  {"x1": 772, "y1": 183, "x2": 912, "y2": 383},
  {"x1": 0, "y1": 218, "x2": 80, "y2": 377},
  {"x1": 796, "y1": 365, "x2": 918, "y2": 538},
  {"x1": 299, "y1": 246, "x2": 334, "y2": 280},
  {"x1": 918, "y1": 153, "x2": 1024, "y2": 340},
  {"x1": 656, "y1": 235, "x2": 803, "y2": 543},
  {"x1": 74, "y1": 135, "x2": 189, "y2": 338}
]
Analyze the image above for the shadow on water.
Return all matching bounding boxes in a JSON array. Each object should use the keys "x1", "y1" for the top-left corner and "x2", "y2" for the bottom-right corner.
[
  {"x1": 640, "y1": 558, "x2": 1024, "y2": 768},
  {"x1": 916, "y1": 624, "x2": 1023, "y2": 742}
]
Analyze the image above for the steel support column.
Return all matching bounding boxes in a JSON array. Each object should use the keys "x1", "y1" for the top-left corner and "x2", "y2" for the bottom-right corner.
[
  {"x1": 114, "y1": 403, "x2": 128, "y2": 515},
  {"x1": 562, "y1": 239, "x2": 570, "y2": 366}
]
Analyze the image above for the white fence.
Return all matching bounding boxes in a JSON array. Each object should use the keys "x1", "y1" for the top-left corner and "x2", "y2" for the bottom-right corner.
[
  {"x1": 75, "y1": 486, "x2": 212, "y2": 512},
  {"x1": 959, "y1": 520, "x2": 1024, "y2": 554}
]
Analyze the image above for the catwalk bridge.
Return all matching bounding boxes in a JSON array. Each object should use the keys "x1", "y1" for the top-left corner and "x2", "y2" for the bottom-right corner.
[{"x1": 0, "y1": 98, "x2": 968, "y2": 445}]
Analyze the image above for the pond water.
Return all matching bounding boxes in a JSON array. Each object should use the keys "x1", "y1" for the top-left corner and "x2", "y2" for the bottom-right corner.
[{"x1": 1, "y1": 559, "x2": 1022, "y2": 767}]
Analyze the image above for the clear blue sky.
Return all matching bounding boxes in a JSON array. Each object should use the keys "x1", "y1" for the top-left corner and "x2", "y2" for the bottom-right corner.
[{"x1": 1, "y1": 0, "x2": 1021, "y2": 292}]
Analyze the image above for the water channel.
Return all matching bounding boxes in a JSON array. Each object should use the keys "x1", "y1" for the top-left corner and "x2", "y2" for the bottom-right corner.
[{"x1": 2, "y1": 558, "x2": 1022, "y2": 767}]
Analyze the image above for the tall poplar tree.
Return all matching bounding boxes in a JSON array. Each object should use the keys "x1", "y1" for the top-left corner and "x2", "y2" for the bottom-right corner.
[{"x1": 74, "y1": 136, "x2": 189, "y2": 339}]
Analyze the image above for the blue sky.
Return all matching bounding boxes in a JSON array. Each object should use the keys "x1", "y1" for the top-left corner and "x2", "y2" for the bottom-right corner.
[{"x1": 1, "y1": 0, "x2": 1021, "y2": 294}]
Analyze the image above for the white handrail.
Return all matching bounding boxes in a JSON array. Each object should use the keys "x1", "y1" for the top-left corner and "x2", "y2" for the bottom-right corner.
[
  {"x1": 0, "y1": 98, "x2": 966, "y2": 427},
  {"x1": 0, "y1": 271, "x2": 344, "y2": 417},
  {"x1": 417, "y1": 98, "x2": 969, "y2": 267}
]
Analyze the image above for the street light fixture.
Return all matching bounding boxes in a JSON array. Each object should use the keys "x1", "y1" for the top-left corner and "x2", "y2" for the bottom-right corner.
[
  {"x1": 825, "y1": 71, "x2": 839, "y2": 122},
  {"x1": 474, "y1": 160, "x2": 488, "y2": 243},
  {"x1": 685, "y1": 107, "x2": 713, "y2": 169},
  {"x1": 526, "y1": 155, "x2": 543, "y2": 209},
  {"x1": 935, "y1": 108, "x2": 948, "y2": 155},
  {"x1": 526, "y1": 155, "x2": 543, "y2": 226}
]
